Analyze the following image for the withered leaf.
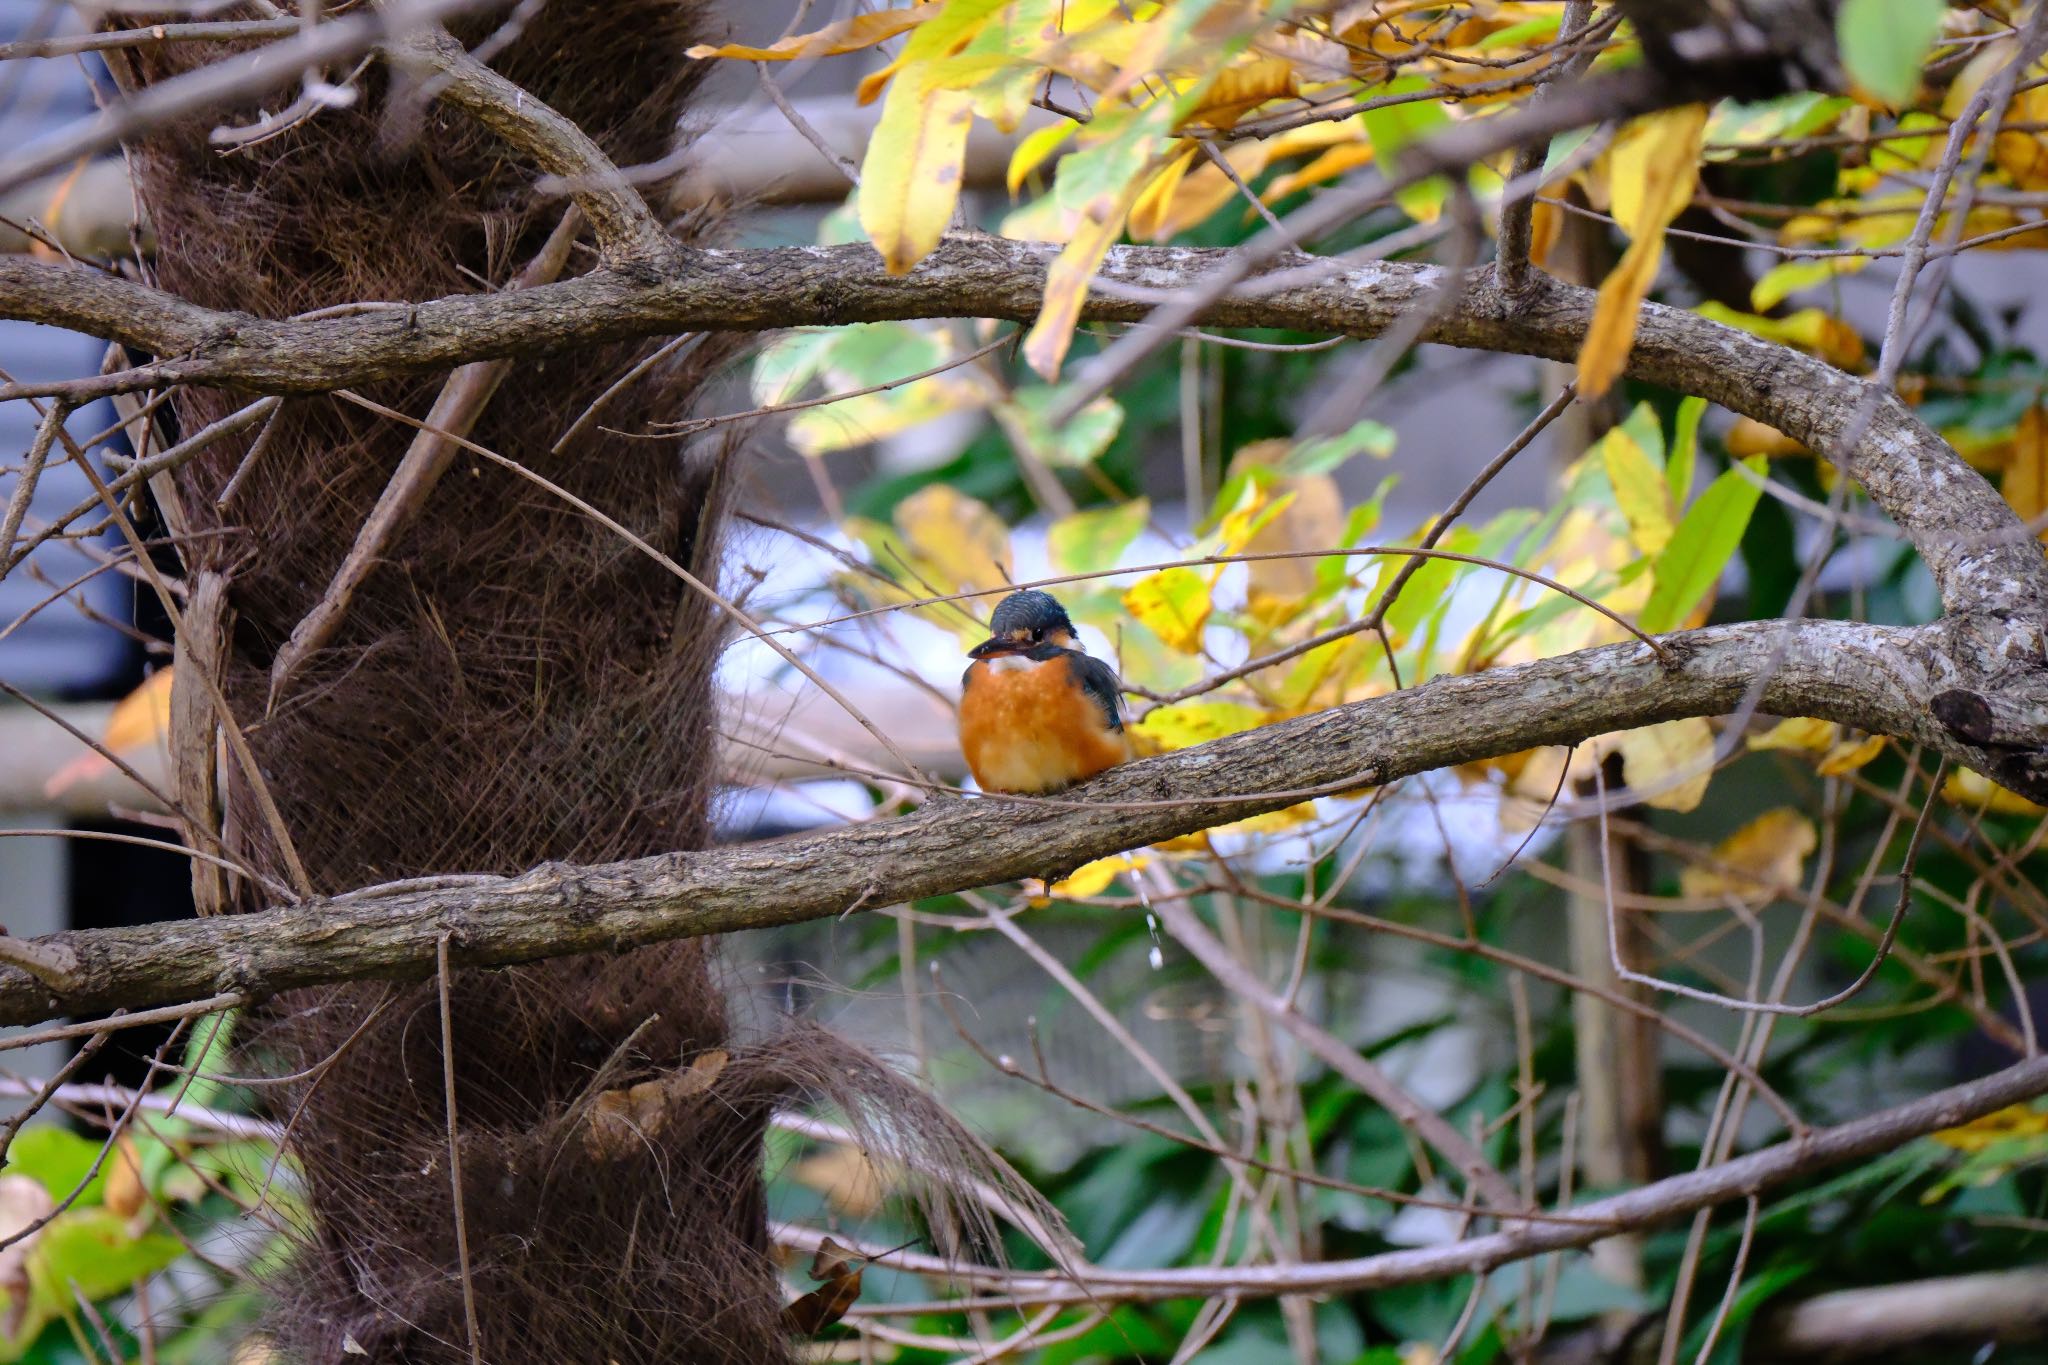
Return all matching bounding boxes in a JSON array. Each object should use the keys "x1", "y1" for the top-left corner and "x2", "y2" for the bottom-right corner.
[
  {"x1": 809, "y1": 1235, "x2": 859, "y2": 1282},
  {"x1": 584, "y1": 1050, "x2": 729, "y2": 1160},
  {"x1": 781, "y1": 1264, "x2": 862, "y2": 1336}
]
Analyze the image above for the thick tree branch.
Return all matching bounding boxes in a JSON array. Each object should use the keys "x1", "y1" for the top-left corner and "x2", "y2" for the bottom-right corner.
[
  {"x1": 0, "y1": 242, "x2": 2038, "y2": 619},
  {"x1": 0, "y1": 616, "x2": 2004, "y2": 1030}
]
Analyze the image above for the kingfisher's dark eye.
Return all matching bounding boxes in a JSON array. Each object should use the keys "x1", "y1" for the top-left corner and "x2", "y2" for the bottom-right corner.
[{"x1": 1031, "y1": 626, "x2": 1044, "y2": 641}]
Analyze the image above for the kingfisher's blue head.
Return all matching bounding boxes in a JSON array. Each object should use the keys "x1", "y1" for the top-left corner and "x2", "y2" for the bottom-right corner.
[{"x1": 969, "y1": 589, "x2": 1078, "y2": 658}]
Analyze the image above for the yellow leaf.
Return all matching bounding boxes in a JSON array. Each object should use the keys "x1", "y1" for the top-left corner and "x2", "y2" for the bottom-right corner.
[
  {"x1": 1135, "y1": 142, "x2": 1275, "y2": 242},
  {"x1": 105, "y1": 1136, "x2": 146, "y2": 1219},
  {"x1": 1122, "y1": 567, "x2": 1212, "y2": 654},
  {"x1": 1221, "y1": 801, "x2": 1321, "y2": 835},
  {"x1": 1942, "y1": 767, "x2": 2048, "y2": 817},
  {"x1": 1132, "y1": 699, "x2": 1268, "y2": 752},
  {"x1": 893, "y1": 484, "x2": 1013, "y2": 594},
  {"x1": 1598, "y1": 426, "x2": 1675, "y2": 556},
  {"x1": 42, "y1": 666, "x2": 174, "y2": 798},
  {"x1": 1008, "y1": 120, "x2": 1078, "y2": 195},
  {"x1": 1725, "y1": 417, "x2": 1809, "y2": 459},
  {"x1": 2004, "y1": 405, "x2": 2048, "y2": 541},
  {"x1": 1615, "y1": 716, "x2": 1713, "y2": 812},
  {"x1": 860, "y1": 79, "x2": 976, "y2": 274},
  {"x1": 1225, "y1": 441, "x2": 1345, "y2": 623},
  {"x1": 1577, "y1": 106, "x2": 1708, "y2": 398},
  {"x1": 1697, "y1": 303, "x2": 1867, "y2": 371},
  {"x1": 1528, "y1": 192, "x2": 1562, "y2": 269},
  {"x1": 857, "y1": 57, "x2": 906, "y2": 107},
  {"x1": 1152, "y1": 800, "x2": 1320, "y2": 850},
  {"x1": 1024, "y1": 179, "x2": 1144, "y2": 378},
  {"x1": 1127, "y1": 144, "x2": 1201, "y2": 242},
  {"x1": 1747, "y1": 716, "x2": 1838, "y2": 754},
  {"x1": 1818, "y1": 732, "x2": 1886, "y2": 776},
  {"x1": 1202, "y1": 480, "x2": 1289, "y2": 565},
  {"x1": 686, "y1": 4, "x2": 939, "y2": 61},
  {"x1": 1183, "y1": 59, "x2": 1299, "y2": 129},
  {"x1": 1270, "y1": 635, "x2": 1378, "y2": 714},
  {"x1": 1048, "y1": 852, "x2": 1150, "y2": 901},
  {"x1": 842, "y1": 486, "x2": 1011, "y2": 643},
  {"x1": 1932, "y1": 1102, "x2": 2048, "y2": 1153},
  {"x1": 1995, "y1": 89, "x2": 2048, "y2": 188},
  {"x1": 1262, "y1": 141, "x2": 1376, "y2": 202},
  {"x1": 1679, "y1": 808, "x2": 1818, "y2": 902},
  {"x1": 107, "y1": 666, "x2": 175, "y2": 751}
]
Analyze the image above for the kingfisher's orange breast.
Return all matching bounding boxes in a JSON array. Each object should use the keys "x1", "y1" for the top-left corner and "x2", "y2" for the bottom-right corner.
[{"x1": 959, "y1": 655, "x2": 1131, "y2": 795}]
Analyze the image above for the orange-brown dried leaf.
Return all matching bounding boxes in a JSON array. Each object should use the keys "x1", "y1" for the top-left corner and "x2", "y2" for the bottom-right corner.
[
  {"x1": 782, "y1": 1264, "x2": 864, "y2": 1335},
  {"x1": 1578, "y1": 106, "x2": 1708, "y2": 397},
  {"x1": 2004, "y1": 405, "x2": 2048, "y2": 541},
  {"x1": 688, "y1": 4, "x2": 939, "y2": 62}
]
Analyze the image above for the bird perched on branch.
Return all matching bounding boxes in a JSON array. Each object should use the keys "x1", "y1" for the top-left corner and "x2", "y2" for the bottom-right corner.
[{"x1": 959, "y1": 589, "x2": 1132, "y2": 794}]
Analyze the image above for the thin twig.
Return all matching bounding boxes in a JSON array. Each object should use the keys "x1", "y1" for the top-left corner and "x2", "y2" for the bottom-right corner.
[
  {"x1": 438, "y1": 935, "x2": 483, "y2": 1364},
  {"x1": 0, "y1": 402, "x2": 67, "y2": 576}
]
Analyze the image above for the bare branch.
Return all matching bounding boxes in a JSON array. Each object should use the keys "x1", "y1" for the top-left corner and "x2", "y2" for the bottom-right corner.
[
  {"x1": 0, "y1": 244, "x2": 2037, "y2": 616},
  {"x1": 782, "y1": 1049, "x2": 2048, "y2": 1303},
  {"x1": 0, "y1": 616, "x2": 1993, "y2": 1030}
]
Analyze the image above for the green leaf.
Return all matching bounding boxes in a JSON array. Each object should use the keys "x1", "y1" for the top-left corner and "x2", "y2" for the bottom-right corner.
[
  {"x1": 1314, "y1": 484, "x2": 1393, "y2": 594},
  {"x1": 8, "y1": 1127, "x2": 111, "y2": 1206},
  {"x1": 1361, "y1": 77, "x2": 1453, "y2": 221},
  {"x1": 1619, "y1": 400, "x2": 1666, "y2": 467},
  {"x1": 1048, "y1": 498, "x2": 1151, "y2": 575},
  {"x1": 823, "y1": 321, "x2": 951, "y2": 388},
  {"x1": 1836, "y1": 0, "x2": 1948, "y2": 107},
  {"x1": 1670, "y1": 395, "x2": 1707, "y2": 506},
  {"x1": 749, "y1": 330, "x2": 838, "y2": 405},
  {"x1": 1278, "y1": 419, "x2": 1397, "y2": 476},
  {"x1": 1703, "y1": 91, "x2": 1851, "y2": 160},
  {"x1": 1379, "y1": 544, "x2": 1460, "y2": 643},
  {"x1": 999, "y1": 386, "x2": 1124, "y2": 468},
  {"x1": 1640, "y1": 456, "x2": 1767, "y2": 633},
  {"x1": 1750, "y1": 256, "x2": 1866, "y2": 312},
  {"x1": 1475, "y1": 14, "x2": 1562, "y2": 50},
  {"x1": 1542, "y1": 125, "x2": 1595, "y2": 178},
  {"x1": 28, "y1": 1208, "x2": 185, "y2": 1313},
  {"x1": 1678, "y1": 1259, "x2": 1815, "y2": 1365},
  {"x1": 163, "y1": 1008, "x2": 238, "y2": 1119}
]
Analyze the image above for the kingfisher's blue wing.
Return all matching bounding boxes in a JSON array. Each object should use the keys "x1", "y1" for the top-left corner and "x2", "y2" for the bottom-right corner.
[{"x1": 1065, "y1": 652, "x2": 1127, "y2": 733}]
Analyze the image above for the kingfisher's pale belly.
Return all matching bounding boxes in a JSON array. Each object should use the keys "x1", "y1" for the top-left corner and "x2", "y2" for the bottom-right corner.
[{"x1": 959, "y1": 655, "x2": 1130, "y2": 795}]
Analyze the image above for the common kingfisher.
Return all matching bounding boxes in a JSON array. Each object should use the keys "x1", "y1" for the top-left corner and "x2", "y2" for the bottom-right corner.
[{"x1": 958, "y1": 589, "x2": 1132, "y2": 794}]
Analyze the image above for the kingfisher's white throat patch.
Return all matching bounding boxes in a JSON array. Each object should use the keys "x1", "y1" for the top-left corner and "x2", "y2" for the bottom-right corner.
[{"x1": 986, "y1": 653, "x2": 1040, "y2": 673}]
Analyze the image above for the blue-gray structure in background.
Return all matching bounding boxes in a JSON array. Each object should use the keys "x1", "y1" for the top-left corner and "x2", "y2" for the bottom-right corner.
[{"x1": 0, "y1": 8, "x2": 133, "y2": 698}]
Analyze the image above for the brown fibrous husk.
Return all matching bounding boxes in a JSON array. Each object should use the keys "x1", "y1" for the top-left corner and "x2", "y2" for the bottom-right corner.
[{"x1": 116, "y1": 5, "x2": 1054, "y2": 1359}]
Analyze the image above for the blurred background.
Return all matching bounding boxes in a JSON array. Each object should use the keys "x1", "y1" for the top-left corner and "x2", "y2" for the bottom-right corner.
[{"x1": 5, "y1": 3, "x2": 2048, "y2": 1363}]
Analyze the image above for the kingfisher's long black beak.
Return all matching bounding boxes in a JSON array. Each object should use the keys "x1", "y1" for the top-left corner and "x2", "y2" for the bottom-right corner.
[{"x1": 969, "y1": 636, "x2": 1020, "y2": 659}]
